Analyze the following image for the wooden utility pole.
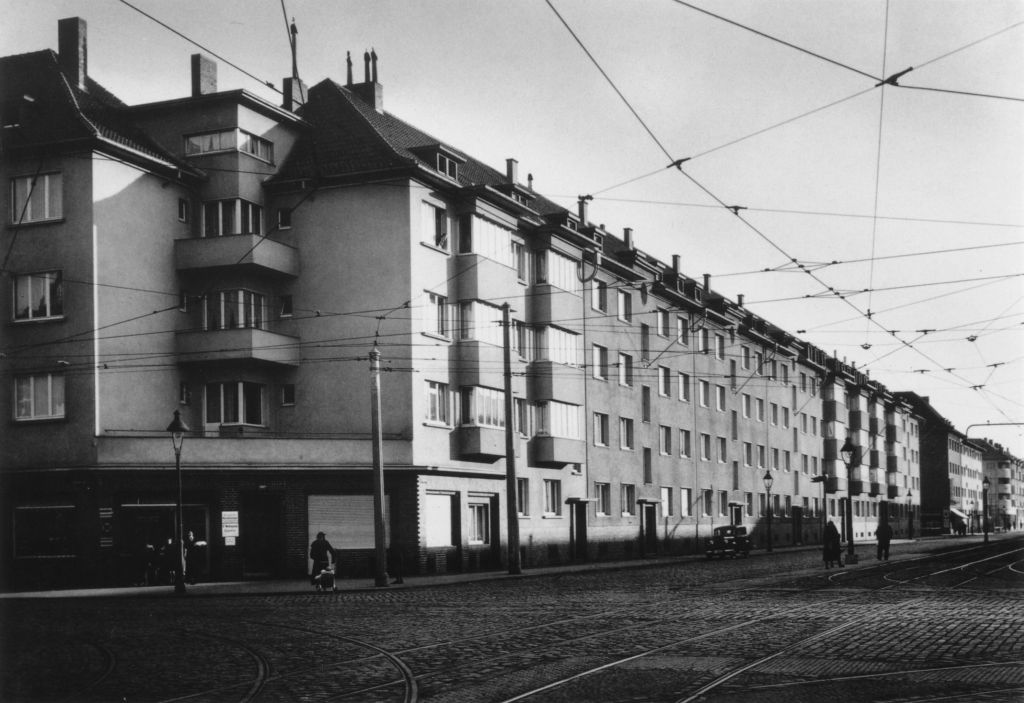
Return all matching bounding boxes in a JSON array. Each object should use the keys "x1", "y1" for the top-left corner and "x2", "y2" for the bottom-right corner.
[
  {"x1": 502, "y1": 303, "x2": 522, "y2": 575},
  {"x1": 370, "y1": 346, "x2": 389, "y2": 587}
]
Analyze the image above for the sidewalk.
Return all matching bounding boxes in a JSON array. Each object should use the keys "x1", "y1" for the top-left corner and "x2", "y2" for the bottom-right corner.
[{"x1": 0, "y1": 537, "x2": 923, "y2": 600}]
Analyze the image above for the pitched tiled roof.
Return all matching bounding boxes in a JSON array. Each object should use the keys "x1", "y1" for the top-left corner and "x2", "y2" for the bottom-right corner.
[
  {"x1": 272, "y1": 79, "x2": 570, "y2": 219},
  {"x1": 1, "y1": 50, "x2": 190, "y2": 171}
]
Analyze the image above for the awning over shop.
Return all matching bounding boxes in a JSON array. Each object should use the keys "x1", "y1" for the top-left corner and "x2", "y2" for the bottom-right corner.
[{"x1": 950, "y1": 507, "x2": 969, "y2": 522}]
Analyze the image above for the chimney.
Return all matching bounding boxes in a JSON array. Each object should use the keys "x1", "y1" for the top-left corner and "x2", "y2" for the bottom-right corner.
[
  {"x1": 283, "y1": 77, "x2": 307, "y2": 111},
  {"x1": 703, "y1": 273, "x2": 711, "y2": 291},
  {"x1": 624, "y1": 227, "x2": 634, "y2": 250},
  {"x1": 737, "y1": 294, "x2": 744, "y2": 307},
  {"x1": 672, "y1": 255, "x2": 680, "y2": 273},
  {"x1": 577, "y1": 196, "x2": 590, "y2": 225},
  {"x1": 506, "y1": 158, "x2": 518, "y2": 183},
  {"x1": 58, "y1": 17, "x2": 87, "y2": 89},
  {"x1": 351, "y1": 49, "x2": 383, "y2": 112},
  {"x1": 527, "y1": 173, "x2": 534, "y2": 191},
  {"x1": 191, "y1": 54, "x2": 217, "y2": 96},
  {"x1": 346, "y1": 51, "x2": 353, "y2": 86}
]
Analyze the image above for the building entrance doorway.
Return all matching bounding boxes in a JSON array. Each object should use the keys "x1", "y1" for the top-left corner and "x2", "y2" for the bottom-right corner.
[{"x1": 240, "y1": 492, "x2": 284, "y2": 578}]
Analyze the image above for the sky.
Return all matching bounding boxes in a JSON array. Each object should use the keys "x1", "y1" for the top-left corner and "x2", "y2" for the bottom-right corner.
[{"x1": 4, "y1": 0, "x2": 1022, "y2": 455}]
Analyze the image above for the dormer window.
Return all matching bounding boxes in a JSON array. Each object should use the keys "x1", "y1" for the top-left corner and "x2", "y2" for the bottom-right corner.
[{"x1": 437, "y1": 153, "x2": 458, "y2": 180}]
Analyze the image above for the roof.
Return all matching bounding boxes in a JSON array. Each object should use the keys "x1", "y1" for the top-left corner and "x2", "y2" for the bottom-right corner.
[
  {"x1": 271, "y1": 79, "x2": 570, "y2": 222},
  {"x1": 0, "y1": 50, "x2": 194, "y2": 174}
]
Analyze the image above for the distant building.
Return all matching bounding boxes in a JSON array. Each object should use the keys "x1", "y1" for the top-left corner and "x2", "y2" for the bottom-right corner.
[
  {"x1": 972, "y1": 437, "x2": 1023, "y2": 532},
  {"x1": 0, "y1": 17, "x2": 927, "y2": 589}
]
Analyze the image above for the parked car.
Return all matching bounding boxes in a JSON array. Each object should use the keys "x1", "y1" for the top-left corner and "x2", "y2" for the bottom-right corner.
[{"x1": 705, "y1": 525, "x2": 751, "y2": 559}]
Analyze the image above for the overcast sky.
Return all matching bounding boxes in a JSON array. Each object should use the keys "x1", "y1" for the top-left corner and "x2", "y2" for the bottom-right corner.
[{"x1": 5, "y1": 0, "x2": 1022, "y2": 455}]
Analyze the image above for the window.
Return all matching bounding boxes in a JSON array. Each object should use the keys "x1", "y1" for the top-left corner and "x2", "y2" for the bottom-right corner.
[
  {"x1": 618, "y1": 353, "x2": 634, "y2": 387},
  {"x1": 719, "y1": 491, "x2": 729, "y2": 517},
  {"x1": 742, "y1": 346, "x2": 751, "y2": 370},
  {"x1": 680, "y1": 488, "x2": 692, "y2": 517},
  {"x1": 437, "y1": 153, "x2": 459, "y2": 179},
  {"x1": 459, "y1": 300, "x2": 503, "y2": 346},
  {"x1": 757, "y1": 444, "x2": 766, "y2": 468},
  {"x1": 658, "y1": 366, "x2": 671, "y2": 396},
  {"x1": 680, "y1": 429, "x2": 692, "y2": 458},
  {"x1": 782, "y1": 407, "x2": 790, "y2": 428},
  {"x1": 205, "y1": 290, "x2": 266, "y2": 330},
  {"x1": 642, "y1": 447, "x2": 653, "y2": 483},
  {"x1": 512, "y1": 320, "x2": 534, "y2": 361},
  {"x1": 536, "y1": 401, "x2": 581, "y2": 439},
  {"x1": 13, "y1": 271, "x2": 63, "y2": 321},
  {"x1": 14, "y1": 372, "x2": 65, "y2": 420},
  {"x1": 281, "y1": 384, "x2": 295, "y2": 406},
  {"x1": 460, "y1": 386, "x2": 505, "y2": 428},
  {"x1": 641, "y1": 386, "x2": 651, "y2": 422},
  {"x1": 700, "y1": 328, "x2": 710, "y2": 353},
  {"x1": 178, "y1": 197, "x2": 190, "y2": 222},
  {"x1": 772, "y1": 448, "x2": 780, "y2": 469},
  {"x1": 517, "y1": 478, "x2": 529, "y2": 516},
  {"x1": 700, "y1": 433, "x2": 712, "y2": 461},
  {"x1": 512, "y1": 241, "x2": 528, "y2": 281},
  {"x1": 661, "y1": 487, "x2": 673, "y2": 517},
  {"x1": 640, "y1": 324, "x2": 650, "y2": 361},
  {"x1": 742, "y1": 393, "x2": 751, "y2": 418},
  {"x1": 677, "y1": 316, "x2": 689, "y2": 345},
  {"x1": 203, "y1": 198, "x2": 262, "y2": 236},
  {"x1": 544, "y1": 480, "x2": 562, "y2": 516},
  {"x1": 745, "y1": 492, "x2": 754, "y2": 516},
  {"x1": 621, "y1": 484, "x2": 636, "y2": 516},
  {"x1": 279, "y1": 295, "x2": 293, "y2": 318},
  {"x1": 756, "y1": 398, "x2": 765, "y2": 422},
  {"x1": 679, "y1": 372, "x2": 690, "y2": 402},
  {"x1": 535, "y1": 249, "x2": 580, "y2": 293},
  {"x1": 617, "y1": 290, "x2": 632, "y2": 322},
  {"x1": 595, "y1": 482, "x2": 611, "y2": 516},
  {"x1": 458, "y1": 215, "x2": 513, "y2": 267},
  {"x1": 743, "y1": 442, "x2": 753, "y2": 467},
  {"x1": 206, "y1": 381, "x2": 264, "y2": 425},
  {"x1": 179, "y1": 381, "x2": 191, "y2": 405},
  {"x1": 594, "y1": 412, "x2": 610, "y2": 446},
  {"x1": 592, "y1": 280, "x2": 607, "y2": 312},
  {"x1": 699, "y1": 380, "x2": 710, "y2": 407},
  {"x1": 468, "y1": 502, "x2": 490, "y2": 544},
  {"x1": 660, "y1": 425, "x2": 672, "y2": 455},
  {"x1": 620, "y1": 417, "x2": 635, "y2": 450},
  {"x1": 703, "y1": 489, "x2": 713, "y2": 516},
  {"x1": 715, "y1": 334, "x2": 725, "y2": 360},
  {"x1": 657, "y1": 308, "x2": 670, "y2": 336},
  {"x1": 717, "y1": 436, "x2": 727, "y2": 463},
  {"x1": 11, "y1": 172, "x2": 62, "y2": 223},
  {"x1": 771, "y1": 403, "x2": 779, "y2": 426},
  {"x1": 592, "y1": 344, "x2": 609, "y2": 379},
  {"x1": 421, "y1": 201, "x2": 448, "y2": 250},
  {"x1": 538, "y1": 326, "x2": 580, "y2": 365},
  {"x1": 425, "y1": 381, "x2": 449, "y2": 424},
  {"x1": 424, "y1": 292, "x2": 449, "y2": 337},
  {"x1": 185, "y1": 129, "x2": 273, "y2": 161},
  {"x1": 514, "y1": 398, "x2": 531, "y2": 437},
  {"x1": 716, "y1": 385, "x2": 726, "y2": 412},
  {"x1": 277, "y1": 207, "x2": 292, "y2": 229}
]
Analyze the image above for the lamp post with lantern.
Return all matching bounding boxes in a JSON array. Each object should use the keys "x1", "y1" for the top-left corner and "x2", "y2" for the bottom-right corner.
[
  {"x1": 763, "y1": 470, "x2": 774, "y2": 552},
  {"x1": 166, "y1": 410, "x2": 190, "y2": 595},
  {"x1": 982, "y1": 475, "x2": 990, "y2": 544},
  {"x1": 839, "y1": 439, "x2": 859, "y2": 563}
]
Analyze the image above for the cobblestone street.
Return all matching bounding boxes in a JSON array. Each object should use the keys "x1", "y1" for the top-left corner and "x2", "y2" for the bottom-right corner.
[{"x1": 2, "y1": 536, "x2": 1022, "y2": 702}]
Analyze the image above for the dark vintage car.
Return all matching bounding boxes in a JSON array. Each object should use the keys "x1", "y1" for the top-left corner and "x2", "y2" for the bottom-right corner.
[{"x1": 704, "y1": 525, "x2": 751, "y2": 559}]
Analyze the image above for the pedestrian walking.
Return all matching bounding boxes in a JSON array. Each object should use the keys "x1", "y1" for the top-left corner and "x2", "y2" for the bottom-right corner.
[
  {"x1": 875, "y1": 522, "x2": 893, "y2": 560},
  {"x1": 184, "y1": 530, "x2": 207, "y2": 584},
  {"x1": 309, "y1": 531, "x2": 335, "y2": 586},
  {"x1": 823, "y1": 520, "x2": 843, "y2": 568}
]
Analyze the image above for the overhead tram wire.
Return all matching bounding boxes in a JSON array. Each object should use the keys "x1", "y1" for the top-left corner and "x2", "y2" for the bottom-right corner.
[
  {"x1": 743, "y1": 272, "x2": 1024, "y2": 305},
  {"x1": 547, "y1": 2, "x2": 985, "y2": 389}
]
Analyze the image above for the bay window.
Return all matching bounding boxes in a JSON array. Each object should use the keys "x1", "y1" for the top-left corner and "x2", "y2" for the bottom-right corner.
[
  {"x1": 536, "y1": 400, "x2": 581, "y2": 439},
  {"x1": 460, "y1": 386, "x2": 505, "y2": 428},
  {"x1": 205, "y1": 290, "x2": 266, "y2": 330},
  {"x1": 203, "y1": 198, "x2": 262, "y2": 237}
]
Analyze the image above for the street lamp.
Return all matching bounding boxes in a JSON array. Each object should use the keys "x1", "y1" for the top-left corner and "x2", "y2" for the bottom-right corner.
[
  {"x1": 840, "y1": 439, "x2": 858, "y2": 562},
  {"x1": 166, "y1": 409, "x2": 190, "y2": 595},
  {"x1": 762, "y1": 470, "x2": 774, "y2": 552},
  {"x1": 982, "y1": 475, "x2": 990, "y2": 544},
  {"x1": 906, "y1": 490, "x2": 913, "y2": 540}
]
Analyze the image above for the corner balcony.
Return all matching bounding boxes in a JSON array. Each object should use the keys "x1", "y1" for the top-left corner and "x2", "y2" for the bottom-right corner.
[
  {"x1": 453, "y1": 254, "x2": 518, "y2": 302},
  {"x1": 848, "y1": 480, "x2": 866, "y2": 496},
  {"x1": 176, "y1": 328, "x2": 300, "y2": 367},
  {"x1": 175, "y1": 235, "x2": 298, "y2": 277},
  {"x1": 869, "y1": 482, "x2": 882, "y2": 497},
  {"x1": 887, "y1": 485, "x2": 901, "y2": 499},
  {"x1": 454, "y1": 425, "x2": 506, "y2": 461},
  {"x1": 530, "y1": 284, "x2": 581, "y2": 327},
  {"x1": 528, "y1": 361, "x2": 585, "y2": 404}
]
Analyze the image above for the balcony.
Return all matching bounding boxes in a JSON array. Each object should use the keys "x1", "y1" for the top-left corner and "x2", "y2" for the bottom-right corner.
[
  {"x1": 848, "y1": 410, "x2": 866, "y2": 432},
  {"x1": 454, "y1": 254, "x2": 518, "y2": 302},
  {"x1": 454, "y1": 425, "x2": 506, "y2": 461},
  {"x1": 887, "y1": 455, "x2": 899, "y2": 472},
  {"x1": 869, "y1": 482, "x2": 882, "y2": 497},
  {"x1": 848, "y1": 479, "x2": 866, "y2": 496},
  {"x1": 822, "y1": 399, "x2": 841, "y2": 423},
  {"x1": 530, "y1": 284, "x2": 581, "y2": 328},
  {"x1": 886, "y1": 424, "x2": 904, "y2": 444},
  {"x1": 175, "y1": 235, "x2": 298, "y2": 277},
  {"x1": 887, "y1": 485, "x2": 901, "y2": 499},
  {"x1": 869, "y1": 449, "x2": 881, "y2": 469},
  {"x1": 176, "y1": 328, "x2": 299, "y2": 367},
  {"x1": 530, "y1": 436, "x2": 586, "y2": 467},
  {"x1": 528, "y1": 361, "x2": 585, "y2": 404},
  {"x1": 454, "y1": 341, "x2": 508, "y2": 389}
]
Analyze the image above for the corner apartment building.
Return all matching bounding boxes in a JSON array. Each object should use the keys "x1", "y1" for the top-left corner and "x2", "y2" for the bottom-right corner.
[
  {"x1": 2, "y1": 17, "x2": 921, "y2": 589},
  {"x1": 973, "y1": 438, "x2": 1023, "y2": 532}
]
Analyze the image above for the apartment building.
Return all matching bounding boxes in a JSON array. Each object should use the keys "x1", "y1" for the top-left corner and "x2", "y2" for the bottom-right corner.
[
  {"x1": 1, "y1": 17, "x2": 923, "y2": 589},
  {"x1": 974, "y1": 438, "x2": 1024, "y2": 531}
]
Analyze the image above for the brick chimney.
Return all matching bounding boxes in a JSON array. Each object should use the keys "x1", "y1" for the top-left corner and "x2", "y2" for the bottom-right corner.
[
  {"x1": 191, "y1": 54, "x2": 217, "y2": 96},
  {"x1": 58, "y1": 17, "x2": 87, "y2": 89},
  {"x1": 350, "y1": 49, "x2": 383, "y2": 112},
  {"x1": 283, "y1": 77, "x2": 307, "y2": 111}
]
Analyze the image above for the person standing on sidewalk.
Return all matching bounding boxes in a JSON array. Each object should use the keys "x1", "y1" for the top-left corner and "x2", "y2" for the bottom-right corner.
[
  {"x1": 823, "y1": 520, "x2": 843, "y2": 568},
  {"x1": 875, "y1": 522, "x2": 893, "y2": 560},
  {"x1": 309, "y1": 532, "x2": 335, "y2": 586}
]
